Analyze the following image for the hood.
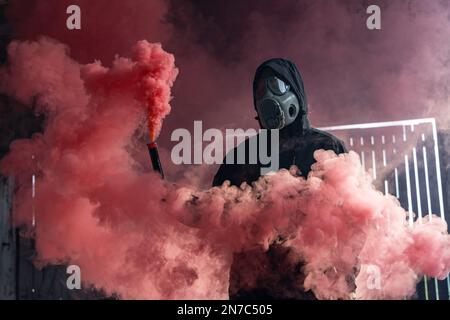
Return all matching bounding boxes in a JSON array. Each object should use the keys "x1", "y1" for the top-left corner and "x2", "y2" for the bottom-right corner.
[{"x1": 253, "y1": 58, "x2": 311, "y2": 135}]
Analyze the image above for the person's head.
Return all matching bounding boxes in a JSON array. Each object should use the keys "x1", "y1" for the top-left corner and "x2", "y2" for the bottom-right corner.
[{"x1": 253, "y1": 59, "x2": 309, "y2": 134}]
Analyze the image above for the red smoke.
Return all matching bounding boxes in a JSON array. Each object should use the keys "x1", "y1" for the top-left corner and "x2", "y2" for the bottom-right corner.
[
  {"x1": 6, "y1": 0, "x2": 171, "y2": 65},
  {"x1": 7, "y1": 0, "x2": 450, "y2": 186},
  {"x1": 81, "y1": 40, "x2": 178, "y2": 141},
  {"x1": 1, "y1": 38, "x2": 450, "y2": 299}
]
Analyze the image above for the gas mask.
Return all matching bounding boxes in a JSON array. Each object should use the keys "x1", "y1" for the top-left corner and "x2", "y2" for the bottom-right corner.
[{"x1": 255, "y1": 76, "x2": 300, "y2": 129}]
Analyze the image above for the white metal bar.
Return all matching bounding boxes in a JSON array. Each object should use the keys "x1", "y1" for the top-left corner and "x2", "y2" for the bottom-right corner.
[
  {"x1": 421, "y1": 145, "x2": 440, "y2": 301},
  {"x1": 405, "y1": 155, "x2": 414, "y2": 227},
  {"x1": 413, "y1": 147, "x2": 423, "y2": 223},
  {"x1": 412, "y1": 146, "x2": 431, "y2": 300},
  {"x1": 424, "y1": 275, "x2": 430, "y2": 300},
  {"x1": 422, "y1": 126, "x2": 442, "y2": 299},
  {"x1": 31, "y1": 155, "x2": 37, "y2": 295},
  {"x1": 422, "y1": 147, "x2": 432, "y2": 220},
  {"x1": 371, "y1": 150, "x2": 377, "y2": 180},
  {"x1": 32, "y1": 174, "x2": 36, "y2": 228},
  {"x1": 431, "y1": 119, "x2": 446, "y2": 222},
  {"x1": 395, "y1": 168, "x2": 400, "y2": 198},
  {"x1": 435, "y1": 278, "x2": 440, "y2": 300},
  {"x1": 318, "y1": 118, "x2": 435, "y2": 131},
  {"x1": 431, "y1": 119, "x2": 450, "y2": 299}
]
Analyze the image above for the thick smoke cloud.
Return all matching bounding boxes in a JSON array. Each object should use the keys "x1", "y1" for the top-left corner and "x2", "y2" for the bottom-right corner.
[
  {"x1": 6, "y1": 0, "x2": 450, "y2": 186},
  {"x1": 1, "y1": 38, "x2": 450, "y2": 299}
]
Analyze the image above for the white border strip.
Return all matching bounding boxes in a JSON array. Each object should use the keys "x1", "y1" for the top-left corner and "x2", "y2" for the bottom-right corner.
[{"x1": 318, "y1": 118, "x2": 435, "y2": 131}]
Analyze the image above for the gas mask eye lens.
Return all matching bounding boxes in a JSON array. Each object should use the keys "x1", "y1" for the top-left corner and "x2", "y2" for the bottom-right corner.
[{"x1": 267, "y1": 77, "x2": 289, "y2": 95}]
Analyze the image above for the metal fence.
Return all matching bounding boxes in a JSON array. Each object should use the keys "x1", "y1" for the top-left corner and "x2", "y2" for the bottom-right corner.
[{"x1": 319, "y1": 118, "x2": 450, "y2": 300}]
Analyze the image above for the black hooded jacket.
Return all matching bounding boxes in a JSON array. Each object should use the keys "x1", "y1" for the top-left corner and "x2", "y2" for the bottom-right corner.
[
  {"x1": 213, "y1": 58, "x2": 347, "y2": 188},
  {"x1": 212, "y1": 59, "x2": 348, "y2": 300}
]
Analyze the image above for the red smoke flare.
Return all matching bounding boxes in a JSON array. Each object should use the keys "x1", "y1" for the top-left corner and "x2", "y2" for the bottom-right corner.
[{"x1": 1, "y1": 38, "x2": 450, "y2": 299}]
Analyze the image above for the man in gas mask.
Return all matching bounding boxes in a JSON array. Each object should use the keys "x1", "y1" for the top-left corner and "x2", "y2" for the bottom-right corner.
[
  {"x1": 213, "y1": 58, "x2": 346, "y2": 187},
  {"x1": 213, "y1": 58, "x2": 348, "y2": 299}
]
